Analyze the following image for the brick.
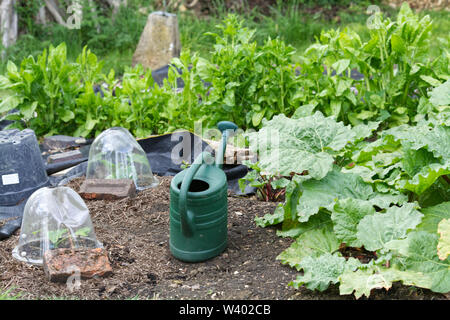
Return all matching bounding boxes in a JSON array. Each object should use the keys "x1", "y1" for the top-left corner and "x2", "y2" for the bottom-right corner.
[
  {"x1": 79, "y1": 179, "x2": 136, "y2": 200},
  {"x1": 47, "y1": 150, "x2": 84, "y2": 164},
  {"x1": 43, "y1": 248, "x2": 113, "y2": 283}
]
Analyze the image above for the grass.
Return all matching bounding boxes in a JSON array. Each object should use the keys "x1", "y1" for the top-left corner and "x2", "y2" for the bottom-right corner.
[
  {"x1": 0, "y1": 2, "x2": 449, "y2": 75},
  {"x1": 0, "y1": 288, "x2": 22, "y2": 300},
  {"x1": 0, "y1": 288, "x2": 161, "y2": 300}
]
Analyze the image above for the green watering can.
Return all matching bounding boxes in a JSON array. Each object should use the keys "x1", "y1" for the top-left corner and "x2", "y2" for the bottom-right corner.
[{"x1": 169, "y1": 121, "x2": 238, "y2": 262}]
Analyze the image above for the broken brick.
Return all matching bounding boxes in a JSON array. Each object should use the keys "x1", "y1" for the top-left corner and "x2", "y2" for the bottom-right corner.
[
  {"x1": 79, "y1": 179, "x2": 136, "y2": 200},
  {"x1": 43, "y1": 247, "x2": 113, "y2": 283}
]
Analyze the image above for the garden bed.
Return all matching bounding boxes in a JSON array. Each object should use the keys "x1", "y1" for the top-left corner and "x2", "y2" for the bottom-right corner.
[{"x1": 0, "y1": 176, "x2": 447, "y2": 300}]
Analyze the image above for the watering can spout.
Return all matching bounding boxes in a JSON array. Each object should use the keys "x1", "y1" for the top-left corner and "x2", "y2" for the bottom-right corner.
[{"x1": 215, "y1": 121, "x2": 238, "y2": 169}]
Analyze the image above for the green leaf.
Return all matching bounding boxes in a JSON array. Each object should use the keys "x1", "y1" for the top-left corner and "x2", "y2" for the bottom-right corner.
[
  {"x1": 420, "y1": 75, "x2": 442, "y2": 87},
  {"x1": 21, "y1": 101, "x2": 38, "y2": 120},
  {"x1": 254, "y1": 204, "x2": 285, "y2": 227},
  {"x1": 385, "y1": 122, "x2": 449, "y2": 160},
  {"x1": 339, "y1": 266, "x2": 433, "y2": 299},
  {"x1": 331, "y1": 198, "x2": 376, "y2": 247},
  {"x1": 270, "y1": 177, "x2": 290, "y2": 190},
  {"x1": 277, "y1": 210, "x2": 332, "y2": 238},
  {"x1": 6, "y1": 60, "x2": 18, "y2": 75},
  {"x1": 401, "y1": 145, "x2": 437, "y2": 178},
  {"x1": 247, "y1": 112, "x2": 355, "y2": 179},
  {"x1": 418, "y1": 202, "x2": 450, "y2": 233},
  {"x1": 61, "y1": 109, "x2": 75, "y2": 122},
  {"x1": 356, "y1": 110, "x2": 376, "y2": 120},
  {"x1": 292, "y1": 104, "x2": 316, "y2": 119},
  {"x1": 437, "y1": 219, "x2": 450, "y2": 261},
  {"x1": 47, "y1": 228, "x2": 68, "y2": 245},
  {"x1": 429, "y1": 80, "x2": 450, "y2": 107},
  {"x1": 0, "y1": 94, "x2": 23, "y2": 113},
  {"x1": 85, "y1": 114, "x2": 98, "y2": 131},
  {"x1": 351, "y1": 121, "x2": 380, "y2": 141},
  {"x1": 75, "y1": 227, "x2": 91, "y2": 237},
  {"x1": 223, "y1": 89, "x2": 235, "y2": 106},
  {"x1": 387, "y1": 231, "x2": 450, "y2": 293},
  {"x1": 292, "y1": 168, "x2": 401, "y2": 222},
  {"x1": 290, "y1": 253, "x2": 359, "y2": 291},
  {"x1": 330, "y1": 100, "x2": 341, "y2": 117},
  {"x1": 277, "y1": 224, "x2": 339, "y2": 271},
  {"x1": 356, "y1": 203, "x2": 423, "y2": 251},
  {"x1": 398, "y1": 162, "x2": 450, "y2": 195},
  {"x1": 331, "y1": 59, "x2": 350, "y2": 75},
  {"x1": 391, "y1": 34, "x2": 406, "y2": 53},
  {"x1": 251, "y1": 110, "x2": 265, "y2": 127}
]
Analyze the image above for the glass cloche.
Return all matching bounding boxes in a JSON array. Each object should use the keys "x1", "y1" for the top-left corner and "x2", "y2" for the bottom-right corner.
[
  {"x1": 86, "y1": 127, "x2": 159, "y2": 190},
  {"x1": 12, "y1": 187, "x2": 102, "y2": 265}
]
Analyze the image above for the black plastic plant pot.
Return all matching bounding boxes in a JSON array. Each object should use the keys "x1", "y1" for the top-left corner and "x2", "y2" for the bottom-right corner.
[{"x1": 0, "y1": 129, "x2": 49, "y2": 206}]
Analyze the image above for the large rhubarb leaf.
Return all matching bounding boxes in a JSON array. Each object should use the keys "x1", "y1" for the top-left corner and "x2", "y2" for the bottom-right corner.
[
  {"x1": 429, "y1": 80, "x2": 450, "y2": 107},
  {"x1": 347, "y1": 121, "x2": 450, "y2": 196},
  {"x1": 290, "y1": 253, "x2": 361, "y2": 292},
  {"x1": 277, "y1": 210, "x2": 332, "y2": 238},
  {"x1": 331, "y1": 198, "x2": 375, "y2": 247},
  {"x1": 289, "y1": 167, "x2": 406, "y2": 222},
  {"x1": 277, "y1": 224, "x2": 340, "y2": 270},
  {"x1": 401, "y1": 145, "x2": 438, "y2": 177},
  {"x1": 384, "y1": 122, "x2": 450, "y2": 160},
  {"x1": 417, "y1": 201, "x2": 450, "y2": 233},
  {"x1": 246, "y1": 112, "x2": 355, "y2": 179},
  {"x1": 356, "y1": 203, "x2": 423, "y2": 251},
  {"x1": 437, "y1": 219, "x2": 450, "y2": 261},
  {"x1": 339, "y1": 266, "x2": 433, "y2": 299},
  {"x1": 397, "y1": 162, "x2": 450, "y2": 195},
  {"x1": 387, "y1": 231, "x2": 450, "y2": 293}
]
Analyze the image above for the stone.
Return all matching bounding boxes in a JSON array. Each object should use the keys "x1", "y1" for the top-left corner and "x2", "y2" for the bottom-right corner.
[
  {"x1": 132, "y1": 11, "x2": 181, "y2": 71},
  {"x1": 79, "y1": 179, "x2": 136, "y2": 200},
  {"x1": 43, "y1": 247, "x2": 112, "y2": 283}
]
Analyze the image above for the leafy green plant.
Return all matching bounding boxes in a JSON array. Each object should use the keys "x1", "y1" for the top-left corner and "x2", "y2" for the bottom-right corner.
[
  {"x1": 171, "y1": 14, "x2": 301, "y2": 130},
  {"x1": 0, "y1": 43, "x2": 172, "y2": 138},
  {"x1": 241, "y1": 105, "x2": 449, "y2": 298},
  {"x1": 0, "y1": 43, "x2": 102, "y2": 137},
  {"x1": 238, "y1": 161, "x2": 289, "y2": 202},
  {"x1": 48, "y1": 227, "x2": 91, "y2": 248},
  {"x1": 344, "y1": 119, "x2": 450, "y2": 206},
  {"x1": 294, "y1": 3, "x2": 449, "y2": 127}
]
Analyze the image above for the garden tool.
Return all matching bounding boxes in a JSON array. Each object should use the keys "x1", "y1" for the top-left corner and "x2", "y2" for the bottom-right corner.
[{"x1": 169, "y1": 121, "x2": 238, "y2": 262}]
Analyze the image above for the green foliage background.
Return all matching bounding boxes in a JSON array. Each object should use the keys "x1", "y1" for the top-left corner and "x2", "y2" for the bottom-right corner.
[{"x1": 0, "y1": 0, "x2": 449, "y2": 299}]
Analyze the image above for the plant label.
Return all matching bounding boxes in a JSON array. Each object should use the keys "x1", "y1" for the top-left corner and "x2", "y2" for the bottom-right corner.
[{"x1": 2, "y1": 173, "x2": 19, "y2": 185}]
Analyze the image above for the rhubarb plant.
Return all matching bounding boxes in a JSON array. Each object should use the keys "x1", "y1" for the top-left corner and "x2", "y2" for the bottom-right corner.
[{"x1": 242, "y1": 107, "x2": 450, "y2": 298}]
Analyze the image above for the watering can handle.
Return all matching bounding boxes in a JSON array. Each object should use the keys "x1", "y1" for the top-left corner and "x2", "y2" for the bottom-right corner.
[
  {"x1": 216, "y1": 121, "x2": 238, "y2": 169},
  {"x1": 179, "y1": 152, "x2": 215, "y2": 237}
]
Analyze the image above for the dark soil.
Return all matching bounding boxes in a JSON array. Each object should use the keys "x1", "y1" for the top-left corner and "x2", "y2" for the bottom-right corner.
[{"x1": 0, "y1": 176, "x2": 447, "y2": 300}]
